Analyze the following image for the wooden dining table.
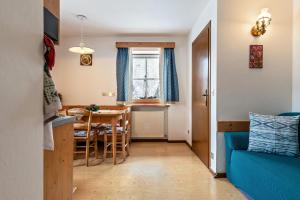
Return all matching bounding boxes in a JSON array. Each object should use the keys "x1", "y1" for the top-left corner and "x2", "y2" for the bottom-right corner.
[{"x1": 68, "y1": 109, "x2": 125, "y2": 165}]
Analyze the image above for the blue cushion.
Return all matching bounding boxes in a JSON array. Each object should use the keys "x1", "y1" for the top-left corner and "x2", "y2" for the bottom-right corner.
[
  {"x1": 104, "y1": 127, "x2": 124, "y2": 134},
  {"x1": 230, "y1": 150, "x2": 300, "y2": 200},
  {"x1": 74, "y1": 130, "x2": 94, "y2": 137},
  {"x1": 248, "y1": 112, "x2": 300, "y2": 157},
  {"x1": 279, "y1": 113, "x2": 300, "y2": 150}
]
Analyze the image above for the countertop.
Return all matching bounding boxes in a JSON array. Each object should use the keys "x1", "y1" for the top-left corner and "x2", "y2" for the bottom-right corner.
[{"x1": 52, "y1": 116, "x2": 76, "y2": 128}]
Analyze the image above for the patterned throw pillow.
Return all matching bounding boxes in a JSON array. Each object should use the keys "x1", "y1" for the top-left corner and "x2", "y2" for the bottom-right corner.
[{"x1": 248, "y1": 113, "x2": 300, "y2": 157}]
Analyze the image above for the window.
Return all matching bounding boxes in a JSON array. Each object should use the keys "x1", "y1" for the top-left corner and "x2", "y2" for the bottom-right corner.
[{"x1": 130, "y1": 48, "x2": 161, "y2": 101}]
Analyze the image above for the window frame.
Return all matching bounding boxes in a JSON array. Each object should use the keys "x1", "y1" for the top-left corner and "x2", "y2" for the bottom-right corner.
[{"x1": 129, "y1": 48, "x2": 163, "y2": 103}]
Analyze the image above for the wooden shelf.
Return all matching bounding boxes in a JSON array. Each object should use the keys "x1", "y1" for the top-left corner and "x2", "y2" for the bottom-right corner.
[{"x1": 217, "y1": 121, "x2": 250, "y2": 132}]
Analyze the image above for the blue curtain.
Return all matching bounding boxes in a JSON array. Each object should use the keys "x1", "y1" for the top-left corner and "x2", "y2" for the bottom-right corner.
[
  {"x1": 164, "y1": 48, "x2": 179, "y2": 102},
  {"x1": 116, "y1": 48, "x2": 129, "y2": 101}
]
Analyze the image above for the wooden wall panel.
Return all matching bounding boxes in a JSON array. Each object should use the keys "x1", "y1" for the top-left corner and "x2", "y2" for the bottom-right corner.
[
  {"x1": 62, "y1": 105, "x2": 130, "y2": 111},
  {"x1": 218, "y1": 121, "x2": 250, "y2": 132},
  {"x1": 44, "y1": 0, "x2": 60, "y2": 44},
  {"x1": 44, "y1": 0, "x2": 60, "y2": 18}
]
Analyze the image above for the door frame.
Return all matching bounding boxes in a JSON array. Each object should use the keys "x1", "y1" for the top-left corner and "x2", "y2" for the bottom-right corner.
[{"x1": 191, "y1": 21, "x2": 211, "y2": 168}]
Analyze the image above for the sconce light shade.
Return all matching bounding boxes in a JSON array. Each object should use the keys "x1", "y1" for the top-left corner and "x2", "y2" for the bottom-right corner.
[
  {"x1": 251, "y1": 8, "x2": 272, "y2": 37},
  {"x1": 102, "y1": 92, "x2": 116, "y2": 97},
  {"x1": 257, "y1": 8, "x2": 272, "y2": 21}
]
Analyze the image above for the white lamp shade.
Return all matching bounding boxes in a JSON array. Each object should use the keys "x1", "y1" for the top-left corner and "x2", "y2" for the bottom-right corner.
[
  {"x1": 69, "y1": 46, "x2": 95, "y2": 54},
  {"x1": 257, "y1": 8, "x2": 272, "y2": 21}
]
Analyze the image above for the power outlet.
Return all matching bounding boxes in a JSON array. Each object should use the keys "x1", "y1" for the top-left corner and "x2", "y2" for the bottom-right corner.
[{"x1": 210, "y1": 152, "x2": 215, "y2": 160}]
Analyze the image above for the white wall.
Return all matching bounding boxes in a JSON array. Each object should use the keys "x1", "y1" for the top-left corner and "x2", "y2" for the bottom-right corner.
[
  {"x1": 216, "y1": 0, "x2": 293, "y2": 172},
  {"x1": 217, "y1": 0, "x2": 293, "y2": 120},
  {"x1": 0, "y1": 0, "x2": 43, "y2": 199},
  {"x1": 293, "y1": 0, "x2": 300, "y2": 111},
  {"x1": 52, "y1": 36, "x2": 188, "y2": 140},
  {"x1": 188, "y1": 0, "x2": 294, "y2": 173},
  {"x1": 187, "y1": 0, "x2": 218, "y2": 172}
]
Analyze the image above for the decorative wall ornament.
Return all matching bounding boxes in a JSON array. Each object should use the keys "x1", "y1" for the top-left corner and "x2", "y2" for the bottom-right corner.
[
  {"x1": 80, "y1": 54, "x2": 93, "y2": 66},
  {"x1": 249, "y1": 45, "x2": 263, "y2": 69}
]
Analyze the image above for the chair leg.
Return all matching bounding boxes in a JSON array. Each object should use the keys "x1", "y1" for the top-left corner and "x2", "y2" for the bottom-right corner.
[
  {"x1": 94, "y1": 134, "x2": 98, "y2": 159},
  {"x1": 126, "y1": 133, "x2": 130, "y2": 156},
  {"x1": 85, "y1": 140, "x2": 90, "y2": 167},
  {"x1": 128, "y1": 127, "x2": 132, "y2": 144},
  {"x1": 122, "y1": 133, "x2": 126, "y2": 160},
  {"x1": 127, "y1": 128, "x2": 131, "y2": 156},
  {"x1": 103, "y1": 133, "x2": 107, "y2": 161},
  {"x1": 73, "y1": 140, "x2": 77, "y2": 157}
]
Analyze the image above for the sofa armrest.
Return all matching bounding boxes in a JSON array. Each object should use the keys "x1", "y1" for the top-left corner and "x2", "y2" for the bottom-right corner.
[
  {"x1": 225, "y1": 132, "x2": 249, "y2": 151},
  {"x1": 224, "y1": 132, "x2": 249, "y2": 180}
]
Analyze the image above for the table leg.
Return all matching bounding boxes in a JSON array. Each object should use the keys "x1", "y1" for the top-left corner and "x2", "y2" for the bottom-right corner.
[{"x1": 112, "y1": 119, "x2": 117, "y2": 165}]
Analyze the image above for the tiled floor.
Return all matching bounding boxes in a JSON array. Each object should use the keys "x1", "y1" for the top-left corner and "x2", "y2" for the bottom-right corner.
[{"x1": 73, "y1": 142, "x2": 246, "y2": 200}]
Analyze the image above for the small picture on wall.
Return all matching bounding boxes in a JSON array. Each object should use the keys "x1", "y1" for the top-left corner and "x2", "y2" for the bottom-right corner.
[
  {"x1": 249, "y1": 45, "x2": 263, "y2": 69},
  {"x1": 80, "y1": 54, "x2": 93, "y2": 66}
]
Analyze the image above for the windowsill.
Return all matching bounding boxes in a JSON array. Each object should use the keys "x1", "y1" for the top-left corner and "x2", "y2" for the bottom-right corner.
[
  {"x1": 129, "y1": 103, "x2": 170, "y2": 108},
  {"x1": 132, "y1": 99, "x2": 161, "y2": 104},
  {"x1": 130, "y1": 99, "x2": 170, "y2": 107}
]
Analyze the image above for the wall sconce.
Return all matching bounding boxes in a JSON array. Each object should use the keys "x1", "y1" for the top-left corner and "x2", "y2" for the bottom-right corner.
[
  {"x1": 102, "y1": 92, "x2": 116, "y2": 97},
  {"x1": 251, "y1": 8, "x2": 272, "y2": 37}
]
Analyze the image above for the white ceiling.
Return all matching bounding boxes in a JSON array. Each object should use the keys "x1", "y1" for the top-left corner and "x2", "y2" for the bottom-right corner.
[{"x1": 60, "y1": 0, "x2": 209, "y2": 36}]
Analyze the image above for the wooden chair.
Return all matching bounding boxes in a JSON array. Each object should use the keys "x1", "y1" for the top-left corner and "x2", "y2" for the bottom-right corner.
[
  {"x1": 102, "y1": 107, "x2": 131, "y2": 162},
  {"x1": 125, "y1": 107, "x2": 132, "y2": 146},
  {"x1": 67, "y1": 108, "x2": 98, "y2": 166}
]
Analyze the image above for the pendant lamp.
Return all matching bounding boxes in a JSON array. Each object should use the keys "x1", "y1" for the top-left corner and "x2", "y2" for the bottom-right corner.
[{"x1": 69, "y1": 15, "x2": 95, "y2": 54}]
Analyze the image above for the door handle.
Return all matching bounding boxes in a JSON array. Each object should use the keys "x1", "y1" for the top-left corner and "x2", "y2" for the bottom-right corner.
[{"x1": 202, "y1": 89, "x2": 208, "y2": 106}]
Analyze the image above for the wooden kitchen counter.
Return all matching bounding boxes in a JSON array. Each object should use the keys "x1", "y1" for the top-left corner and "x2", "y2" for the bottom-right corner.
[{"x1": 44, "y1": 116, "x2": 75, "y2": 200}]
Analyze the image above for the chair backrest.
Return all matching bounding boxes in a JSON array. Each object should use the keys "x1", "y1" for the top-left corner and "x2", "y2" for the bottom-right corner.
[
  {"x1": 99, "y1": 105, "x2": 131, "y2": 131},
  {"x1": 67, "y1": 108, "x2": 93, "y2": 139},
  {"x1": 121, "y1": 107, "x2": 131, "y2": 131}
]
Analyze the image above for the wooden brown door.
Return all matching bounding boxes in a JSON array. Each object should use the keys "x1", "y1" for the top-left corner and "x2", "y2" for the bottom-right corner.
[{"x1": 192, "y1": 23, "x2": 211, "y2": 168}]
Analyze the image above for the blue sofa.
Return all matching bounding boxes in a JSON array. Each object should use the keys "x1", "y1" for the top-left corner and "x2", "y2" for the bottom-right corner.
[{"x1": 225, "y1": 113, "x2": 300, "y2": 200}]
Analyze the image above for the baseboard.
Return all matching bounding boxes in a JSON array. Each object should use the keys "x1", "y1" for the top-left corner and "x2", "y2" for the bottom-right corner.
[
  {"x1": 209, "y1": 169, "x2": 227, "y2": 178},
  {"x1": 167, "y1": 140, "x2": 186, "y2": 143},
  {"x1": 131, "y1": 138, "x2": 191, "y2": 144},
  {"x1": 214, "y1": 173, "x2": 226, "y2": 178},
  {"x1": 131, "y1": 138, "x2": 168, "y2": 142},
  {"x1": 185, "y1": 141, "x2": 192, "y2": 149}
]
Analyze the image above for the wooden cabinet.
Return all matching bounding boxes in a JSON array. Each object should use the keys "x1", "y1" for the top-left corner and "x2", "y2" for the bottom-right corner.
[
  {"x1": 44, "y1": 122, "x2": 73, "y2": 200},
  {"x1": 44, "y1": 0, "x2": 60, "y2": 44}
]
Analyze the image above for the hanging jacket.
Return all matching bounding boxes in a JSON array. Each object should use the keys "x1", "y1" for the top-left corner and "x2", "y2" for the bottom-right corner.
[
  {"x1": 44, "y1": 34, "x2": 55, "y2": 71},
  {"x1": 43, "y1": 35, "x2": 61, "y2": 122}
]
